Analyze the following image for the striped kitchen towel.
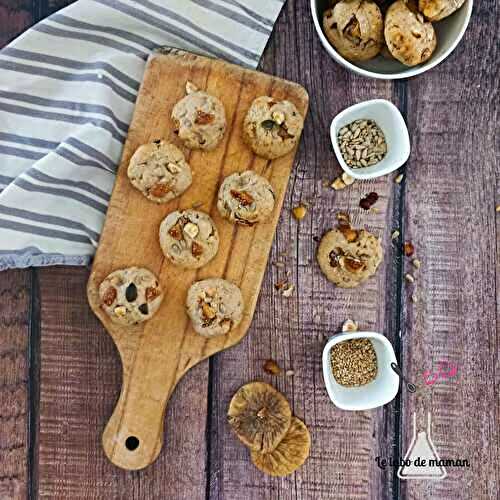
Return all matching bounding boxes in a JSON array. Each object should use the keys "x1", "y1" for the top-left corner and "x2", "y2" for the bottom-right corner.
[{"x1": 0, "y1": 0, "x2": 286, "y2": 270}]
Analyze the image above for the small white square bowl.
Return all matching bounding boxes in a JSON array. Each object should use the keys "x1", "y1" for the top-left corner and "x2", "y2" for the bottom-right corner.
[
  {"x1": 322, "y1": 331, "x2": 400, "y2": 411},
  {"x1": 330, "y1": 99, "x2": 410, "y2": 180}
]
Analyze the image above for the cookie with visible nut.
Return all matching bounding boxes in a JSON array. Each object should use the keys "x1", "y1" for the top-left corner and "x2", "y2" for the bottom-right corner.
[
  {"x1": 171, "y1": 89, "x2": 226, "y2": 150},
  {"x1": 323, "y1": 0, "x2": 384, "y2": 62},
  {"x1": 186, "y1": 278, "x2": 244, "y2": 337},
  {"x1": 217, "y1": 170, "x2": 275, "y2": 226},
  {"x1": 243, "y1": 97, "x2": 304, "y2": 160},
  {"x1": 384, "y1": 0, "x2": 437, "y2": 67},
  {"x1": 418, "y1": 0, "x2": 466, "y2": 21},
  {"x1": 99, "y1": 267, "x2": 163, "y2": 325},
  {"x1": 127, "y1": 140, "x2": 192, "y2": 203},
  {"x1": 317, "y1": 226, "x2": 383, "y2": 288},
  {"x1": 159, "y1": 209, "x2": 219, "y2": 269}
]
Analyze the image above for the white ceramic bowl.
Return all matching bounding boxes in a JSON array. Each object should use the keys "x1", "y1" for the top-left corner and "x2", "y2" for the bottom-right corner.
[
  {"x1": 311, "y1": 0, "x2": 473, "y2": 79},
  {"x1": 331, "y1": 99, "x2": 410, "y2": 180},
  {"x1": 322, "y1": 331, "x2": 400, "y2": 411}
]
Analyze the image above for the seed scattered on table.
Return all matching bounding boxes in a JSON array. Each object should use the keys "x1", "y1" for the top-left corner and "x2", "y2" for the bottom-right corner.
[
  {"x1": 337, "y1": 119, "x2": 387, "y2": 169},
  {"x1": 330, "y1": 338, "x2": 378, "y2": 387},
  {"x1": 394, "y1": 173, "x2": 404, "y2": 184}
]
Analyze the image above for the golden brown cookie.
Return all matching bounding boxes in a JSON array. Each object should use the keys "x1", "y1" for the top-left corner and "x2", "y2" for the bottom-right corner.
[
  {"x1": 418, "y1": 0, "x2": 466, "y2": 21},
  {"x1": 323, "y1": 0, "x2": 384, "y2": 62},
  {"x1": 317, "y1": 226, "x2": 383, "y2": 288},
  {"x1": 384, "y1": 0, "x2": 437, "y2": 67},
  {"x1": 242, "y1": 97, "x2": 304, "y2": 160}
]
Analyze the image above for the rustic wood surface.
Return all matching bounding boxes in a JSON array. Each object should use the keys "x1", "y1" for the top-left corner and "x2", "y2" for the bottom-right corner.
[
  {"x1": 87, "y1": 48, "x2": 309, "y2": 471},
  {"x1": 0, "y1": 0, "x2": 498, "y2": 499}
]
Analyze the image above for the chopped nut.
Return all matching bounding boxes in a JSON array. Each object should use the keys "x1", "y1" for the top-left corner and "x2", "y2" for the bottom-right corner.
[
  {"x1": 412, "y1": 258, "x2": 421, "y2": 269},
  {"x1": 202, "y1": 302, "x2": 216, "y2": 320},
  {"x1": 411, "y1": 293, "x2": 418, "y2": 303},
  {"x1": 114, "y1": 306, "x2": 127, "y2": 317},
  {"x1": 274, "y1": 280, "x2": 287, "y2": 291},
  {"x1": 150, "y1": 182, "x2": 171, "y2": 198},
  {"x1": 285, "y1": 369, "x2": 295, "y2": 377},
  {"x1": 370, "y1": 207, "x2": 380, "y2": 214},
  {"x1": 230, "y1": 190, "x2": 254, "y2": 206},
  {"x1": 195, "y1": 110, "x2": 215, "y2": 125},
  {"x1": 263, "y1": 359, "x2": 282, "y2": 375},
  {"x1": 341, "y1": 172, "x2": 355, "y2": 186},
  {"x1": 391, "y1": 230, "x2": 400, "y2": 240},
  {"x1": 292, "y1": 205, "x2": 307, "y2": 220},
  {"x1": 166, "y1": 162, "x2": 180, "y2": 174},
  {"x1": 405, "y1": 273, "x2": 415, "y2": 283},
  {"x1": 271, "y1": 111, "x2": 285, "y2": 125},
  {"x1": 102, "y1": 286, "x2": 117, "y2": 306},
  {"x1": 342, "y1": 319, "x2": 358, "y2": 332},
  {"x1": 496, "y1": 204, "x2": 500, "y2": 212},
  {"x1": 394, "y1": 174, "x2": 404, "y2": 184},
  {"x1": 185, "y1": 81, "x2": 198, "y2": 94},
  {"x1": 360, "y1": 192, "x2": 379, "y2": 210},
  {"x1": 403, "y1": 241, "x2": 415, "y2": 257},
  {"x1": 282, "y1": 284, "x2": 295, "y2": 297},
  {"x1": 145, "y1": 287, "x2": 160, "y2": 302},
  {"x1": 343, "y1": 256, "x2": 365, "y2": 273},
  {"x1": 331, "y1": 177, "x2": 346, "y2": 190},
  {"x1": 168, "y1": 223, "x2": 183, "y2": 240},
  {"x1": 339, "y1": 225, "x2": 358, "y2": 243},
  {"x1": 272, "y1": 261, "x2": 285, "y2": 268},
  {"x1": 336, "y1": 212, "x2": 351, "y2": 226},
  {"x1": 191, "y1": 241, "x2": 203, "y2": 257},
  {"x1": 183, "y1": 222, "x2": 199, "y2": 239}
]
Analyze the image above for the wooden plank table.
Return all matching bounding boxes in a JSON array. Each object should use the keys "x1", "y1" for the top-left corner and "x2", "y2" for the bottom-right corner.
[{"x1": 0, "y1": 1, "x2": 498, "y2": 498}]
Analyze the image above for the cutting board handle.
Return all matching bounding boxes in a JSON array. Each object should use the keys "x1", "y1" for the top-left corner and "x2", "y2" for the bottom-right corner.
[{"x1": 101, "y1": 338, "x2": 178, "y2": 470}]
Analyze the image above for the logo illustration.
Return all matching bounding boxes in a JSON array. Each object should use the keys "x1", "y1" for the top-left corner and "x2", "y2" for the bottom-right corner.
[{"x1": 398, "y1": 412, "x2": 447, "y2": 480}]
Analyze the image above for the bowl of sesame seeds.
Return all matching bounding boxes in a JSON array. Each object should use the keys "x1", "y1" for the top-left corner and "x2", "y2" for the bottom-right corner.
[{"x1": 322, "y1": 331, "x2": 400, "y2": 411}]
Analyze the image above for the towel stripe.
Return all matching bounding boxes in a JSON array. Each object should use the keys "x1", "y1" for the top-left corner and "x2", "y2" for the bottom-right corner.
[
  {"x1": 2, "y1": 47, "x2": 140, "y2": 91},
  {"x1": 0, "y1": 58, "x2": 137, "y2": 102}
]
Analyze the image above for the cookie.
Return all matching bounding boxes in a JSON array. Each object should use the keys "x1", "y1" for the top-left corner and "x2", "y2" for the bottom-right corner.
[
  {"x1": 171, "y1": 88, "x2": 226, "y2": 151},
  {"x1": 159, "y1": 209, "x2": 219, "y2": 269},
  {"x1": 418, "y1": 0, "x2": 466, "y2": 21},
  {"x1": 99, "y1": 267, "x2": 163, "y2": 325},
  {"x1": 217, "y1": 170, "x2": 275, "y2": 226},
  {"x1": 127, "y1": 140, "x2": 192, "y2": 203},
  {"x1": 385, "y1": 0, "x2": 437, "y2": 67},
  {"x1": 186, "y1": 278, "x2": 244, "y2": 337},
  {"x1": 242, "y1": 97, "x2": 304, "y2": 160},
  {"x1": 323, "y1": 0, "x2": 384, "y2": 62},
  {"x1": 317, "y1": 226, "x2": 383, "y2": 288}
]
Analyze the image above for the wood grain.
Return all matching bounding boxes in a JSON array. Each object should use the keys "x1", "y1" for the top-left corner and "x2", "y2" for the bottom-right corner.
[
  {"x1": 37, "y1": 267, "x2": 209, "y2": 500},
  {"x1": 87, "y1": 49, "x2": 309, "y2": 471},
  {"x1": 208, "y1": 1, "x2": 400, "y2": 498},
  {"x1": 400, "y1": 1, "x2": 500, "y2": 498},
  {"x1": 0, "y1": 271, "x2": 30, "y2": 500},
  {"x1": 0, "y1": 0, "x2": 498, "y2": 497}
]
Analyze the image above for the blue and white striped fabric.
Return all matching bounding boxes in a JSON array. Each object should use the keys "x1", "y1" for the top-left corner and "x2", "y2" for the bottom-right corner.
[{"x1": 0, "y1": 0, "x2": 285, "y2": 270}]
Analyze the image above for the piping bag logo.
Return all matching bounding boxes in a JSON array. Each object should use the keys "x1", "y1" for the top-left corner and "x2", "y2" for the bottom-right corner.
[{"x1": 398, "y1": 412, "x2": 446, "y2": 480}]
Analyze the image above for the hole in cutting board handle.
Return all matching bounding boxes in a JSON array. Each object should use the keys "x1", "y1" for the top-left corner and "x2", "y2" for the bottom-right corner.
[{"x1": 125, "y1": 436, "x2": 140, "y2": 451}]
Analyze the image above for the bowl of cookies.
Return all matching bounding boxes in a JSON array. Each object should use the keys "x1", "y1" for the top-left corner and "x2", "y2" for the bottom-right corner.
[{"x1": 311, "y1": 0, "x2": 473, "y2": 79}]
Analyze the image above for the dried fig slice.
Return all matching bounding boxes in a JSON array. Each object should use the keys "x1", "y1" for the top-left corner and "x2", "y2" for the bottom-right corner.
[
  {"x1": 227, "y1": 382, "x2": 292, "y2": 453},
  {"x1": 250, "y1": 417, "x2": 311, "y2": 477}
]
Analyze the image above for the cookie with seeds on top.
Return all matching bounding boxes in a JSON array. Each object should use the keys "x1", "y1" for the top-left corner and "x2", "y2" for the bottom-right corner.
[
  {"x1": 159, "y1": 209, "x2": 219, "y2": 269},
  {"x1": 127, "y1": 140, "x2": 192, "y2": 203},
  {"x1": 186, "y1": 278, "x2": 244, "y2": 337},
  {"x1": 242, "y1": 96, "x2": 304, "y2": 160},
  {"x1": 171, "y1": 82, "x2": 226, "y2": 151},
  {"x1": 217, "y1": 170, "x2": 275, "y2": 226},
  {"x1": 99, "y1": 267, "x2": 163, "y2": 325}
]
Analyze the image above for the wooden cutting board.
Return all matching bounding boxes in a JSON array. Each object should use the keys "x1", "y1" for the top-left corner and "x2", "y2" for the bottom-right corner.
[{"x1": 87, "y1": 48, "x2": 309, "y2": 471}]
